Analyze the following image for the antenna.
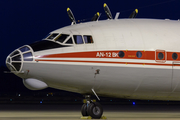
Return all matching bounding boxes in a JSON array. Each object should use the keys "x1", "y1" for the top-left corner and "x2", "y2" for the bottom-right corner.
[
  {"x1": 67, "y1": 8, "x2": 76, "y2": 25},
  {"x1": 114, "y1": 12, "x2": 120, "y2": 19},
  {"x1": 129, "y1": 9, "x2": 138, "y2": 18},
  {"x1": 91, "y1": 12, "x2": 101, "y2": 21},
  {"x1": 103, "y1": 3, "x2": 113, "y2": 19}
]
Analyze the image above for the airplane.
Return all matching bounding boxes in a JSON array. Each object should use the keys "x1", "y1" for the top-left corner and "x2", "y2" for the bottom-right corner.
[{"x1": 5, "y1": 3, "x2": 180, "y2": 119}]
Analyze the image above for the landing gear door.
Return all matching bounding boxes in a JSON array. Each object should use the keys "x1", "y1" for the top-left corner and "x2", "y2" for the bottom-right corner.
[
  {"x1": 172, "y1": 62, "x2": 180, "y2": 92},
  {"x1": 92, "y1": 66, "x2": 103, "y2": 90}
]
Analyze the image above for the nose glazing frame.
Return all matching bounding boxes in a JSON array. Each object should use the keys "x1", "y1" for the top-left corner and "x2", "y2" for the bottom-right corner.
[{"x1": 6, "y1": 45, "x2": 34, "y2": 72}]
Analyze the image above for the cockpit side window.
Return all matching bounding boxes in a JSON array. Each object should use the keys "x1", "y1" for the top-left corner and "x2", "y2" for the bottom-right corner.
[
  {"x1": 83, "y1": 35, "x2": 94, "y2": 43},
  {"x1": 47, "y1": 33, "x2": 58, "y2": 40},
  {"x1": 65, "y1": 37, "x2": 73, "y2": 44},
  {"x1": 55, "y1": 34, "x2": 69, "y2": 43},
  {"x1": 73, "y1": 35, "x2": 84, "y2": 44}
]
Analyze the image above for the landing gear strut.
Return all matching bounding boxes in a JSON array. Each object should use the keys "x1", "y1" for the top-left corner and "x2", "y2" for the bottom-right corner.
[{"x1": 81, "y1": 95, "x2": 103, "y2": 119}]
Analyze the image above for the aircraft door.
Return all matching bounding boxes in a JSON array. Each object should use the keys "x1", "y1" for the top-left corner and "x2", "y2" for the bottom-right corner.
[
  {"x1": 155, "y1": 50, "x2": 166, "y2": 62},
  {"x1": 154, "y1": 50, "x2": 172, "y2": 92},
  {"x1": 172, "y1": 62, "x2": 180, "y2": 92}
]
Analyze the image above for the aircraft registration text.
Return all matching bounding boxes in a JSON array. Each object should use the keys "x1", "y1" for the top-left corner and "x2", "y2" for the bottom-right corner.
[{"x1": 96, "y1": 52, "x2": 119, "y2": 58}]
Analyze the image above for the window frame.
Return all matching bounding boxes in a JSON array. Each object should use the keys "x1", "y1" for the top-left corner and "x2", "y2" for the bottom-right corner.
[
  {"x1": 118, "y1": 51, "x2": 125, "y2": 58},
  {"x1": 46, "y1": 33, "x2": 94, "y2": 45},
  {"x1": 83, "y1": 35, "x2": 94, "y2": 44},
  {"x1": 73, "y1": 35, "x2": 85, "y2": 45},
  {"x1": 63, "y1": 36, "x2": 74, "y2": 45},
  {"x1": 46, "y1": 33, "x2": 59, "y2": 40},
  {"x1": 172, "y1": 53, "x2": 178, "y2": 60},
  {"x1": 54, "y1": 34, "x2": 70, "y2": 43},
  {"x1": 155, "y1": 50, "x2": 166, "y2": 63},
  {"x1": 136, "y1": 51, "x2": 142, "y2": 58}
]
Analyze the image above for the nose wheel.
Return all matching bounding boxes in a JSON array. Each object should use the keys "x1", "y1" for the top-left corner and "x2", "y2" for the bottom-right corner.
[
  {"x1": 87, "y1": 102, "x2": 103, "y2": 119},
  {"x1": 81, "y1": 103, "x2": 88, "y2": 116},
  {"x1": 81, "y1": 95, "x2": 103, "y2": 119}
]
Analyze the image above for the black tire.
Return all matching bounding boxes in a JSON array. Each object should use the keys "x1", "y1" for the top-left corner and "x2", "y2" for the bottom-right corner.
[
  {"x1": 87, "y1": 102, "x2": 103, "y2": 119},
  {"x1": 81, "y1": 103, "x2": 88, "y2": 116}
]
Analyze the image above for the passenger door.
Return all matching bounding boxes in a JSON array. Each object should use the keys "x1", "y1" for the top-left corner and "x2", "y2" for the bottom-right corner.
[
  {"x1": 155, "y1": 50, "x2": 166, "y2": 63},
  {"x1": 154, "y1": 50, "x2": 171, "y2": 92}
]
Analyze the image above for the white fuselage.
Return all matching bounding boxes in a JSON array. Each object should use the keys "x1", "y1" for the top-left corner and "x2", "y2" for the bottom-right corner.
[{"x1": 6, "y1": 19, "x2": 180, "y2": 101}]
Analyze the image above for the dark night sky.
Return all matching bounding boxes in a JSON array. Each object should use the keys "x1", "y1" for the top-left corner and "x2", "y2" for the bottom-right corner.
[{"x1": 1, "y1": 0, "x2": 180, "y2": 66}]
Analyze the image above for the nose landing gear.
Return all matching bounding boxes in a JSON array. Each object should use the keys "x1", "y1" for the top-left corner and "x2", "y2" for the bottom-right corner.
[
  {"x1": 81, "y1": 95, "x2": 103, "y2": 119},
  {"x1": 87, "y1": 102, "x2": 103, "y2": 119}
]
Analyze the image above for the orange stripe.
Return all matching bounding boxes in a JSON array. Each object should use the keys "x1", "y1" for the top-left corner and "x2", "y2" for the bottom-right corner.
[
  {"x1": 37, "y1": 50, "x2": 180, "y2": 61},
  {"x1": 35, "y1": 59, "x2": 178, "y2": 67},
  {"x1": 38, "y1": 51, "x2": 155, "y2": 60}
]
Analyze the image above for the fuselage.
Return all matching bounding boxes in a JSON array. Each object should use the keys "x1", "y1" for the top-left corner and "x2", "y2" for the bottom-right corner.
[{"x1": 6, "y1": 19, "x2": 180, "y2": 100}]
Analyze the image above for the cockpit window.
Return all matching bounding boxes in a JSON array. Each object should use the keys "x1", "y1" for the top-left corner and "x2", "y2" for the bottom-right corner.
[
  {"x1": 55, "y1": 34, "x2": 69, "y2": 43},
  {"x1": 73, "y1": 35, "x2": 84, "y2": 44},
  {"x1": 29, "y1": 40, "x2": 70, "y2": 52},
  {"x1": 47, "y1": 33, "x2": 58, "y2": 40},
  {"x1": 19, "y1": 46, "x2": 30, "y2": 52},
  {"x1": 65, "y1": 37, "x2": 73, "y2": 44},
  {"x1": 83, "y1": 35, "x2": 94, "y2": 43}
]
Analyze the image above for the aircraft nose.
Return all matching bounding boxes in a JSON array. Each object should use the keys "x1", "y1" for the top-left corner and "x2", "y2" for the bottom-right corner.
[{"x1": 6, "y1": 45, "x2": 34, "y2": 72}]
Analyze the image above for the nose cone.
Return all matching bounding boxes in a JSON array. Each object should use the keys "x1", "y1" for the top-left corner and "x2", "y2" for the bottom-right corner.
[{"x1": 6, "y1": 45, "x2": 34, "y2": 72}]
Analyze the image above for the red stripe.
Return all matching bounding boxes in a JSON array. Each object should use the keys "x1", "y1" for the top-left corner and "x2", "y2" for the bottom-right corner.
[
  {"x1": 38, "y1": 51, "x2": 153, "y2": 59},
  {"x1": 36, "y1": 50, "x2": 180, "y2": 61},
  {"x1": 35, "y1": 59, "x2": 178, "y2": 66}
]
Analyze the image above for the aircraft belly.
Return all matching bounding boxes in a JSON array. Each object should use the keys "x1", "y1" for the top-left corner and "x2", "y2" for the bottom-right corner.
[
  {"x1": 21, "y1": 62, "x2": 175, "y2": 100},
  {"x1": 22, "y1": 63, "x2": 95, "y2": 93},
  {"x1": 95, "y1": 66, "x2": 172, "y2": 99},
  {"x1": 172, "y1": 63, "x2": 180, "y2": 92}
]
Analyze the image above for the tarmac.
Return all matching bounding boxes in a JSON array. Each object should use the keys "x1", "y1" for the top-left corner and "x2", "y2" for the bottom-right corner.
[{"x1": 0, "y1": 104, "x2": 180, "y2": 120}]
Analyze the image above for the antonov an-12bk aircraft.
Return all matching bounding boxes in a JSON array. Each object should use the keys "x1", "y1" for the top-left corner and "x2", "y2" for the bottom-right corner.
[{"x1": 6, "y1": 3, "x2": 180, "y2": 119}]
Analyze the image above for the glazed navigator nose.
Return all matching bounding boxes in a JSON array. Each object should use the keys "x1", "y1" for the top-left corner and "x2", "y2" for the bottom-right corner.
[{"x1": 6, "y1": 45, "x2": 34, "y2": 72}]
